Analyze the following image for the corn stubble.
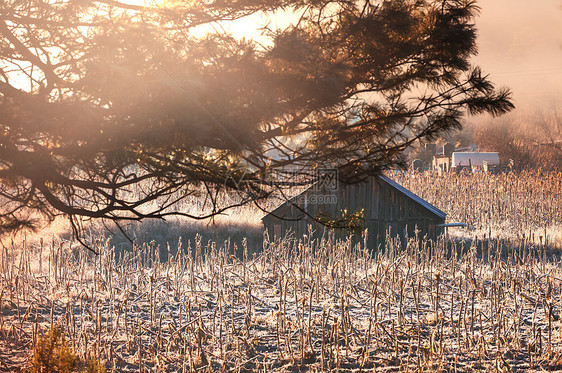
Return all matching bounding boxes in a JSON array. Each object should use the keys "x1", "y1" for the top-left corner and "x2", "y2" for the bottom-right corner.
[
  {"x1": 1, "y1": 172, "x2": 562, "y2": 372},
  {"x1": 394, "y1": 170, "x2": 562, "y2": 248}
]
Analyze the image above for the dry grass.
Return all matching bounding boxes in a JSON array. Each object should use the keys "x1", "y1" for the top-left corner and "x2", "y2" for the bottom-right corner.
[
  {"x1": 2, "y1": 233, "x2": 562, "y2": 372},
  {"x1": 392, "y1": 170, "x2": 562, "y2": 247},
  {"x1": 1, "y1": 170, "x2": 561, "y2": 372}
]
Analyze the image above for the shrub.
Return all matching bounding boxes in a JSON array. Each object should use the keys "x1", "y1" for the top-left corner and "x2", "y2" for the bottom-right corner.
[{"x1": 30, "y1": 326, "x2": 105, "y2": 373}]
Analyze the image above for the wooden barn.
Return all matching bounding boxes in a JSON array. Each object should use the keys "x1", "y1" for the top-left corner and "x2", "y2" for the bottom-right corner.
[{"x1": 262, "y1": 174, "x2": 446, "y2": 248}]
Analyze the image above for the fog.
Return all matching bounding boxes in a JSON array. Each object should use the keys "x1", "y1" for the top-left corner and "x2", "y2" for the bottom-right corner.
[
  {"x1": 229, "y1": 1, "x2": 562, "y2": 112},
  {"x1": 473, "y1": 0, "x2": 562, "y2": 109}
]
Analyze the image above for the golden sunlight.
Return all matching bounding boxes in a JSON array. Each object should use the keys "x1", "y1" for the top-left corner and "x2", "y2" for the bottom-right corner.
[{"x1": 127, "y1": 0, "x2": 297, "y2": 40}]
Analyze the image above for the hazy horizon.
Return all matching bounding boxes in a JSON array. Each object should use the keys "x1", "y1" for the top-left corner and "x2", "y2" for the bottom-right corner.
[{"x1": 474, "y1": 0, "x2": 562, "y2": 110}]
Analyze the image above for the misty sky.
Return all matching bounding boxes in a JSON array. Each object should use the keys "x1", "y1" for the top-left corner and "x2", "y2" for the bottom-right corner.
[
  {"x1": 134, "y1": 0, "x2": 562, "y2": 112},
  {"x1": 221, "y1": 0, "x2": 562, "y2": 111},
  {"x1": 473, "y1": 0, "x2": 562, "y2": 109}
]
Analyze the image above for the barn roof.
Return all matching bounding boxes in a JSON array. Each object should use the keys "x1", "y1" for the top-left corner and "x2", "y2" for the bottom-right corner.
[
  {"x1": 262, "y1": 174, "x2": 446, "y2": 221},
  {"x1": 378, "y1": 175, "x2": 446, "y2": 220}
]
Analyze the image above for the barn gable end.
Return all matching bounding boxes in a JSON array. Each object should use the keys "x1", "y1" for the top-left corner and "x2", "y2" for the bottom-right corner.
[{"x1": 262, "y1": 175, "x2": 446, "y2": 248}]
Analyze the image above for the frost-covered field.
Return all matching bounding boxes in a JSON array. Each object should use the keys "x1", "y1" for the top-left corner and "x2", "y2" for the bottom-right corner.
[
  {"x1": 0, "y1": 232, "x2": 562, "y2": 371},
  {"x1": 392, "y1": 170, "x2": 562, "y2": 248},
  {"x1": 1, "y1": 171, "x2": 562, "y2": 372},
  {"x1": 3, "y1": 234, "x2": 562, "y2": 371}
]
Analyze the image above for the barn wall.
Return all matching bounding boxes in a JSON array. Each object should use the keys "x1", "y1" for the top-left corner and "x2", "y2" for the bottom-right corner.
[
  {"x1": 362, "y1": 177, "x2": 444, "y2": 248},
  {"x1": 263, "y1": 176, "x2": 445, "y2": 249}
]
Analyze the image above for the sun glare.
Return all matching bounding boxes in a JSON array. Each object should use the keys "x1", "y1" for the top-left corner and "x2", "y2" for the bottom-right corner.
[{"x1": 125, "y1": 0, "x2": 296, "y2": 40}]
